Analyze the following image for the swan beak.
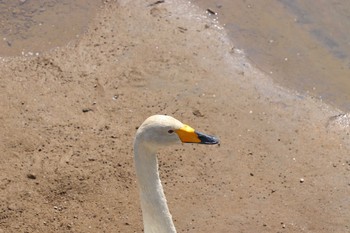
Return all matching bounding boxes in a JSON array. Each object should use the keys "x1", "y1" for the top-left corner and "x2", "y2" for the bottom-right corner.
[{"x1": 176, "y1": 124, "x2": 219, "y2": 144}]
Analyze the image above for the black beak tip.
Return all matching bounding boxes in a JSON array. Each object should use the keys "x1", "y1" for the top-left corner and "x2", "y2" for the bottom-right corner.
[{"x1": 196, "y1": 131, "x2": 220, "y2": 145}]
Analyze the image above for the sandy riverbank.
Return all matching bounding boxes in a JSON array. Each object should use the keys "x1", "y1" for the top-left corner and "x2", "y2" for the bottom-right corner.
[{"x1": 0, "y1": 0, "x2": 349, "y2": 232}]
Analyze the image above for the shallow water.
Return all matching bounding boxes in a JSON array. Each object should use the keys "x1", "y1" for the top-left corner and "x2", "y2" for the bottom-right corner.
[
  {"x1": 0, "y1": 0, "x2": 102, "y2": 57},
  {"x1": 1, "y1": 0, "x2": 350, "y2": 112},
  {"x1": 193, "y1": 0, "x2": 350, "y2": 111}
]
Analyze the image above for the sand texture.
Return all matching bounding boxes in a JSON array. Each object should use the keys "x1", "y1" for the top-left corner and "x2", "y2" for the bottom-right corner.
[{"x1": 0, "y1": 1, "x2": 349, "y2": 232}]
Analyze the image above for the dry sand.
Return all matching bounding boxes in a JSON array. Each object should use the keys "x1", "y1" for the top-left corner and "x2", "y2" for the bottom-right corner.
[{"x1": 0, "y1": 0, "x2": 349, "y2": 232}]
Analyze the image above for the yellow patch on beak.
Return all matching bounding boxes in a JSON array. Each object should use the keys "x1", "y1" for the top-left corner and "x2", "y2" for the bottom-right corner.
[{"x1": 176, "y1": 124, "x2": 201, "y2": 143}]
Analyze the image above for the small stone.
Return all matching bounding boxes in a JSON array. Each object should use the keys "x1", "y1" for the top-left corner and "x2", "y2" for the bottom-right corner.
[
  {"x1": 206, "y1": 9, "x2": 217, "y2": 15},
  {"x1": 193, "y1": 110, "x2": 204, "y2": 117},
  {"x1": 300, "y1": 178, "x2": 304, "y2": 183},
  {"x1": 82, "y1": 108, "x2": 92, "y2": 113},
  {"x1": 7, "y1": 203, "x2": 18, "y2": 210},
  {"x1": 27, "y1": 173, "x2": 36, "y2": 179}
]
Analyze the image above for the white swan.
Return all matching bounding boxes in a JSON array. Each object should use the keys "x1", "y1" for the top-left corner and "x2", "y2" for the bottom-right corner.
[{"x1": 133, "y1": 115, "x2": 219, "y2": 233}]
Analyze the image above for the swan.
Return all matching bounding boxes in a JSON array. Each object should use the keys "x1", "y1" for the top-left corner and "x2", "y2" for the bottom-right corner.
[{"x1": 133, "y1": 115, "x2": 219, "y2": 233}]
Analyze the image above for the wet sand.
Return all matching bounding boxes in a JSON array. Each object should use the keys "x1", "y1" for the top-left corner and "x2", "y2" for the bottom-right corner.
[{"x1": 0, "y1": 0, "x2": 350, "y2": 232}]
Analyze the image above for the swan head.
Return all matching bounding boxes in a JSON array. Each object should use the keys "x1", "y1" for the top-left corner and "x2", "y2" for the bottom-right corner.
[{"x1": 135, "y1": 115, "x2": 219, "y2": 151}]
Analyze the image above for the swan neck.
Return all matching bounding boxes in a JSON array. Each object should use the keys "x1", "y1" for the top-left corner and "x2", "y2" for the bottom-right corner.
[{"x1": 134, "y1": 142, "x2": 176, "y2": 233}]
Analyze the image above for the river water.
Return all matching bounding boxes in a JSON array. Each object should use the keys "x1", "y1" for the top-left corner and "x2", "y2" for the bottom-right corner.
[
  {"x1": 0, "y1": 0, "x2": 102, "y2": 56},
  {"x1": 193, "y1": 0, "x2": 350, "y2": 111},
  {"x1": 1, "y1": 0, "x2": 350, "y2": 111}
]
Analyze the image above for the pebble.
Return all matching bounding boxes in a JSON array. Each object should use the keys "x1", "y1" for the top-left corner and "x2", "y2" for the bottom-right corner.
[
  {"x1": 300, "y1": 178, "x2": 304, "y2": 183},
  {"x1": 206, "y1": 9, "x2": 217, "y2": 15},
  {"x1": 26, "y1": 173, "x2": 36, "y2": 179},
  {"x1": 82, "y1": 108, "x2": 92, "y2": 113},
  {"x1": 193, "y1": 110, "x2": 204, "y2": 117}
]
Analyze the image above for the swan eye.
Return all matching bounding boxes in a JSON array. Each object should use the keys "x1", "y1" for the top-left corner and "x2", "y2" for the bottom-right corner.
[{"x1": 168, "y1": 129, "x2": 174, "y2": 134}]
